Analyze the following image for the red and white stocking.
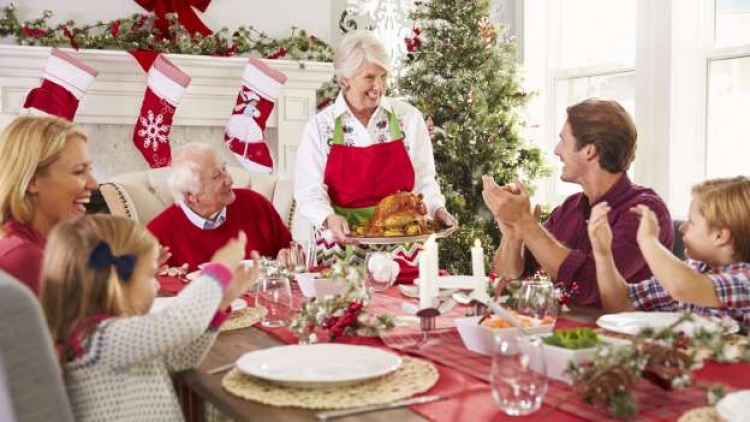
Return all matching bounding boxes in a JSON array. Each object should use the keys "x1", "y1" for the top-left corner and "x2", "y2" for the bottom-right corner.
[
  {"x1": 132, "y1": 54, "x2": 190, "y2": 168},
  {"x1": 22, "y1": 48, "x2": 98, "y2": 121},
  {"x1": 225, "y1": 57, "x2": 287, "y2": 173}
]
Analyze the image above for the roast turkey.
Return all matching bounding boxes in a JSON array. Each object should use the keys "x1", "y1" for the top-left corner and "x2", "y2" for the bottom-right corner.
[{"x1": 366, "y1": 192, "x2": 431, "y2": 236}]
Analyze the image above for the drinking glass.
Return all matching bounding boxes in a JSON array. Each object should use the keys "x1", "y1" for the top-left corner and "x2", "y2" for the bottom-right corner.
[
  {"x1": 289, "y1": 240, "x2": 313, "y2": 273},
  {"x1": 255, "y1": 276, "x2": 293, "y2": 327},
  {"x1": 516, "y1": 280, "x2": 558, "y2": 322},
  {"x1": 490, "y1": 335, "x2": 547, "y2": 416},
  {"x1": 364, "y1": 251, "x2": 397, "y2": 293}
]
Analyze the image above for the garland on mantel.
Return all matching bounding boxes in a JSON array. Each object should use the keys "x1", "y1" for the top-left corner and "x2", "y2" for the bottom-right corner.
[{"x1": 0, "y1": 5, "x2": 334, "y2": 65}]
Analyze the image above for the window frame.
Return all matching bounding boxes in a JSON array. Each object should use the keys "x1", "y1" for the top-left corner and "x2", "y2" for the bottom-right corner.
[
  {"x1": 522, "y1": 0, "x2": 636, "y2": 206},
  {"x1": 523, "y1": 0, "x2": 750, "y2": 219}
]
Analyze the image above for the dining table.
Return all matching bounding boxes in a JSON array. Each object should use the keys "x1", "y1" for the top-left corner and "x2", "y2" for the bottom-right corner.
[{"x1": 158, "y1": 276, "x2": 750, "y2": 422}]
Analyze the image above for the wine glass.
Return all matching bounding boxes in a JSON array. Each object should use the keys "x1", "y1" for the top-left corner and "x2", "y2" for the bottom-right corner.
[
  {"x1": 254, "y1": 276, "x2": 293, "y2": 327},
  {"x1": 517, "y1": 280, "x2": 558, "y2": 322},
  {"x1": 490, "y1": 334, "x2": 547, "y2": 416},
  {"x1": 289, "y1": 240, "x2": 312, "y2": 273}
]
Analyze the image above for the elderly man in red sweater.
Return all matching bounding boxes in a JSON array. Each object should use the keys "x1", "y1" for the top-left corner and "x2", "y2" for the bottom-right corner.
[{"x1": 148, "y1": 143, "x2": 292, "y2": 271}]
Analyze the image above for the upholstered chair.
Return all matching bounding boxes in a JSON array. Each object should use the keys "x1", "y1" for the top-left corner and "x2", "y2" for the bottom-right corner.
[
  {"x1": 0, "y1": 272, "x2": 75, "y2": 422},
  {"x1": 98, "y1": 166, "x2": 310, "y2": 241}
]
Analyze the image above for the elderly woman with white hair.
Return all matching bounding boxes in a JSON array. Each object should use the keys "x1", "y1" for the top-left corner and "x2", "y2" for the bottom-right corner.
[{"x1": 294, "y1": 30, "x2": 457, "y2": 282}]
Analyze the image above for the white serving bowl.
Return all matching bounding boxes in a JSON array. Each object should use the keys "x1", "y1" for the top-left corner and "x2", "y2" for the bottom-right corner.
[
  {"x1": 295, "y1": 272, "x2": 349, "y2": 298},
  {"x1": 454, "y1": 316, "x2": 553, "y2": 356},
  {"x1": 520, "y1": 334, "x2": 630, "y2": 384}
]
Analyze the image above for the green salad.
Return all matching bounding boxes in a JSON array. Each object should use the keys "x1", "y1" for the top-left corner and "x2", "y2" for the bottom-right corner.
[{"x1": 542, "y1": 328, "x2": 601, "y2": 349}]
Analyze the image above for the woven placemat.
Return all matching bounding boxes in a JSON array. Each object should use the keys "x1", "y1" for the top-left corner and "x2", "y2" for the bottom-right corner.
[
  {"x1": 221, "y1": 356, "x2": 438, "y2": 409},
  {"x1": 677, "y1": 406, "x2": 719, "y2": 422},
  {"x1": 220, "y1": 306, "x2": 267, "y2": 332}
]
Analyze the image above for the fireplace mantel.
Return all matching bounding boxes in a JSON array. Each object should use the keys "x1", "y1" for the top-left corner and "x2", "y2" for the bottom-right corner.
[{"x1": 0, "y1": 45, "x2": 333, "y2": 178}]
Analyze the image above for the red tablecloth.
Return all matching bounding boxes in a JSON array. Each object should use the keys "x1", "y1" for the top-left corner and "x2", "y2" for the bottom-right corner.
[{"x1": 162, "y1": 275, "x2": 750, "y2": 421}]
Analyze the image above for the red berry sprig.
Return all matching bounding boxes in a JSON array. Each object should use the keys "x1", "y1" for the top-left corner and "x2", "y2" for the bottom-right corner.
[{"x1": 322, "y1": 300, "x2": 364, "y2": 341}]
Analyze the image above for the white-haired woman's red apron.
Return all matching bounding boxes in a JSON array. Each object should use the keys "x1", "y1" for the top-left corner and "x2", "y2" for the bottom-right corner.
[{"x1": 314, "y1": 110, "x2": 422, "y2": 283}]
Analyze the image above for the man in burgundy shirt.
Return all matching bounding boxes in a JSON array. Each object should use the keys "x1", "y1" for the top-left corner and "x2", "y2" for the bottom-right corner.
[
  {"x1": 148, "y1": 143, "x2": 292, "y2": 271},
  {"x1": 482, "y1": 99, "x2": 673, "y2": 308}
]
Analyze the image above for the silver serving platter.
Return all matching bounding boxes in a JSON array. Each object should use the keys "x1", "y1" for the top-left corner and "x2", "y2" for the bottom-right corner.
[{"x1": 345, "y1": 225, "x2": 458, "y2": 245}]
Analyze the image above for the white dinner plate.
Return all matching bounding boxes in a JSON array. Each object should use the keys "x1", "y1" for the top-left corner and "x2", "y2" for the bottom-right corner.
[
  {"x1": 415, "y1": 275, "x2": 477, "y2": 290},
  {"x1": 235, "y1": 344, "x2": 402, "y2": 388},
  {"x1": 596, "y1": 311, "x2": 739, "y2": 336},
  {"x1": 716, "y1": 390, "x2": 750, "y2": 422}
]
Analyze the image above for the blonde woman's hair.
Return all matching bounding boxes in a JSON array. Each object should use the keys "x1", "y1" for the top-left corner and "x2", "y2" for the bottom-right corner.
[
  {"x1": 40, "y1": 215, "x2": 157, "y2": 362},
  {"x1": 692, "y1": 176, "x2": 750, "y2": 262},
  {"x1": 0, "y1": 115, "x2": 88, "y2": 228},
  {"x1": 334, "y1": 30, "x2": 392, "y2": 83}
]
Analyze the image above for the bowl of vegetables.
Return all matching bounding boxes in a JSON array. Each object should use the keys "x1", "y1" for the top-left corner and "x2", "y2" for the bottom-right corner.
[{"x1": 521, "y1": 328, "x2": 629, "y2": 384}]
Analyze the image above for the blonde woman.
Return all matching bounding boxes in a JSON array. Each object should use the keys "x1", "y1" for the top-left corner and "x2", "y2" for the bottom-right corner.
[{"x1": 0, "y1": 115, "x2": 97, "y2": 294}]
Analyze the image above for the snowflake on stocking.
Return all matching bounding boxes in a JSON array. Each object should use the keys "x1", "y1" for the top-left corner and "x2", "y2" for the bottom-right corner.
[{"x1": 138, "y1": 109, "x2": 170, "y2": 151}]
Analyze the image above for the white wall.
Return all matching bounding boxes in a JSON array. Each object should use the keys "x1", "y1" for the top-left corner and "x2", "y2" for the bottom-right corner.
[{"x1": 0, "y1": 0, "x2": 335, "y2": 44}]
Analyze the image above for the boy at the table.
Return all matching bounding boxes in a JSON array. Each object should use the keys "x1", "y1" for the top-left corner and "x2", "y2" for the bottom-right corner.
[{"x1": 588, "y1": 176, "x2": 750, "y2": 333}]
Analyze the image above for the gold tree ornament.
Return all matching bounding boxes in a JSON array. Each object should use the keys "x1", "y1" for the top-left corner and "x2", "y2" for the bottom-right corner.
[{"x1": 477, "y1": 17, "x2": 497, "y2": 47}]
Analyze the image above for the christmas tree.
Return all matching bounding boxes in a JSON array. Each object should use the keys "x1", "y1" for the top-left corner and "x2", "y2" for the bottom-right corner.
[{"x1": 397, "y1": 0, "x2": 548, "y2": 274}]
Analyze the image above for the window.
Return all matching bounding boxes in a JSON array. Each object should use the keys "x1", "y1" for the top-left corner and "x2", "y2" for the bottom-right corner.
[
  {"x1": 522, "y1": 0, "x2": 637, "y2": 204},
  {"x1": 714, "y1": 0, "x2": 750, "y2": 47},
  {"x1": 706, "y1": 56, "x2": 750, "y2": 178},
  {"x1": 706, "y1": 0, "x2": 750, "y2": 179},
  {"x1": 522, "y1": 0, "x2": 749, "y2": 216}
]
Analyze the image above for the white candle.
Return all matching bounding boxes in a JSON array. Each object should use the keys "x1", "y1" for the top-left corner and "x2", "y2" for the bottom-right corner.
[
  {"x1": 432, "y1": 238, "x2": 440, "y2": 300},
  {"x1": 471, "y1": 239, "x2": 486, "y2": 291},
  {"x1": 418, "y1": 244, "x2": 432, "y2": 309},
  {"x1": 419, "y1": 235, "x2": 439, "y2": 309}
]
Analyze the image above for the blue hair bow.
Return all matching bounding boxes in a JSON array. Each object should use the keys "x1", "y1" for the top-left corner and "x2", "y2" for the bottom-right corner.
[{"x1": 88, "y1": 242, "x2": 137, "y2": 282}]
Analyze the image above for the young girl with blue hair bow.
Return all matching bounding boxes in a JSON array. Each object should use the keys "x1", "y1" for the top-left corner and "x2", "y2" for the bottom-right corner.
[{"x1": 40, "y1": 214, "x2": 259, "y2": 421}]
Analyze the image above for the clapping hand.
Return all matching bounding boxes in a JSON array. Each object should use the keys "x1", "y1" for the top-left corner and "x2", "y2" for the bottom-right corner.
[
  {"x1": 211, "y1": 232, "x2": 262, "y2": 308},
  {"x1": 630, "y1": 204, "x2": 660, "y2": 246},
  {"x1": 211, "y1": 231, "x2": 247, "y2": 270},
  {"x1": 482, "y1": 176, "x2": 534, "y2": 238},
  {"x1": 588, "y1": 202, "x2": 613, "y2": 256}
]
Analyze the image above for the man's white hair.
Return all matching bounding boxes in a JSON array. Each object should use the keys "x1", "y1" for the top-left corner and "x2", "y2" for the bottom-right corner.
[{"x1": 168, "y1": 143, "x2": 215, "y2": 203}]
